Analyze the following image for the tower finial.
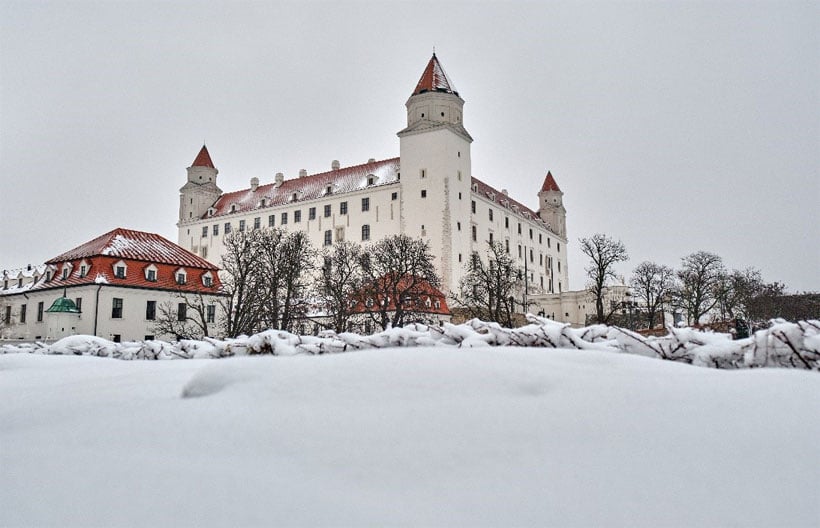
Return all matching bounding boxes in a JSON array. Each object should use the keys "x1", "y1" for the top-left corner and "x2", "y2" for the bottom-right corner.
[{"x1": 432, "y1": 45, "x2": 435, "y2": 56}]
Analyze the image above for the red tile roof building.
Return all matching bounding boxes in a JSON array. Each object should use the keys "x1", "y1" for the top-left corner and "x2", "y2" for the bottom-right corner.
[
  {"x1": 1, "y1": 228, "x2": 225, "y2": 342},
  {"x1": 177, "y1": 53, "x2": 570, "y2": 311}
]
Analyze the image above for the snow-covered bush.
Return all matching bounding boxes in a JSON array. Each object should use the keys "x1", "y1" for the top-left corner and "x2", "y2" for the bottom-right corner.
[{"x1": 1, "y1": 317, "x2": 818, "y2": 370}]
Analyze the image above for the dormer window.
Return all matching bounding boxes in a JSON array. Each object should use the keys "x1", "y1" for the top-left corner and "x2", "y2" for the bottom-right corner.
[
  {"x1": 202, "y1": 271, "x2": 214, "y2": 288},
  {"x1": 207, "y1": 208, "x2": 215, "y2": 217},
  {"x1": 230, "y1": 204, "x2": 238, "y2": 213},
  {"x1": 175, "y1": 269, "x2": 187, "y2": 285},
  {"x1": 62, "y1": 268, "x2": 69, "y2": 279},
  {"x1": 472, "y1": 184, "x2": 478, "y2": 192},
  {"x1": 113, "y1": 260, "x2": 127, "y2": 279},
  {"x1": 367, "y1": 175, "x2": 376, "y2": 186},
  {"x1": 79, "y1": 261, "x2": 88, "y2": 278},
  {"x1": 325, "y1": 185, "x2": 333, "y2": 195},
  {"x1": 258, "y1": 198, "x2": 267, "y2": 208},
  {"x1": 291, "y1": 193, "x2": 298, "y2": 202},
  {"x1": 144, "y1": 264, "x2": 158, "y2": 282}
]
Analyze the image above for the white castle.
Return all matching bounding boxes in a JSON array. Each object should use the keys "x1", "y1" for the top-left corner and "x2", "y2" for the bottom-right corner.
[{"x1": 177, "y1": 53, "x2": 570, "y2": 304}]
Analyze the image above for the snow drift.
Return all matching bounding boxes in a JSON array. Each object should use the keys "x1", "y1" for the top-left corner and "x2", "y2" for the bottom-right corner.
[{"x1": 2, "y1": 315, "x2": 818, "y2": 370}]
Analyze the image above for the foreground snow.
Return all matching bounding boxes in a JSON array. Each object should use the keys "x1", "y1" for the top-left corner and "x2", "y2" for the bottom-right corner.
[{"x1": 1, "y1": 347, "x2": 817, "y2": 527}]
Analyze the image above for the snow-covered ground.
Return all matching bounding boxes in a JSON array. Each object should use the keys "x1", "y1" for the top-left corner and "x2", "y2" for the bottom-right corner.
[{"x1": 1, "y1": 347, "x2": 817, "y2": 527}]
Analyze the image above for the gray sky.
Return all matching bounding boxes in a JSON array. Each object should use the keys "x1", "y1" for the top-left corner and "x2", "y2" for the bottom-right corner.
[{"x1": 1, "y1": 1, "x2": 818, "y2": 292}]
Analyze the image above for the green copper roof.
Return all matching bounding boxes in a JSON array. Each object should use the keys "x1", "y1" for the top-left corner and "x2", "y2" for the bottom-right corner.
[{"x1": 45, "y1": 297, "x2": 81, "y2": 313}]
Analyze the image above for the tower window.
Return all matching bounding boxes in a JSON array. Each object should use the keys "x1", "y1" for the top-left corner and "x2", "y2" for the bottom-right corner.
[
  {"x1": 392, "y1": 192, "x2": 398, "y2": 201},
  {"x1": 420, "y1": 169, "x2": 426, "y2": 179},
  {"x1": 421, "y1": 190, "x2": 427, "y2": 198},
  {"x1": 471, "y1": 200, "x2": 476, "y2": 214}
]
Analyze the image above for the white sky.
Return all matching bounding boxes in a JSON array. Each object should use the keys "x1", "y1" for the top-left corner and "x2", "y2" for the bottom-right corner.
[{"x1": 1, "y1": 1, "x2": 817, "y2": 292}]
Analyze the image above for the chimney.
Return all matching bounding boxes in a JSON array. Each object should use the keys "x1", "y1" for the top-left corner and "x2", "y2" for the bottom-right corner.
[
  {"x1": 299, "y1": 169, "x2": 307, "y2": 178},
  {"x1": 367, "y1": 158, "x2": 376, "y2": 164},
  {"x1": 501, "y1": 189, "x2": 508, "y2": 196},
  {"x1": 331, "y1": 160, "x2": 340, "y2": 171},
  {"x1": 250, "y1": 177, "x2": 259, "y2": 191},
  {"x1": 274, "y1": 172, "x2": 284, "y2": 187}
]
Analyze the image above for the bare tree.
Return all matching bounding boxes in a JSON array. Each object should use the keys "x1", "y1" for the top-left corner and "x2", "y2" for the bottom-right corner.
[
  {"x1": 153, "y1": 292, "x2": 221, "y2": 340},
  {"x1": 272, "y1": 230, "x2": 316, "y2": 332},
  {"x1": 630, "y1": 261, "x2": 675, "y2": 329},
  {"x1": 220, "y1": 229, "x2": 267, "y2": 337},
  {"x1": 580, "y1": 233, "x2": 629, "y2": 324},
  {"x1": 674, "y1": 251, "x2": 726, "y2": 325},
  {"x1": 318, "y1": 240, "x2": 365, "y2": 333},
  {"x1": 454, "y1": 241, "x2": 522, "y2": 327},
  {"x1": 358, "y1": 234, "x2": 441, "y2": 330}
]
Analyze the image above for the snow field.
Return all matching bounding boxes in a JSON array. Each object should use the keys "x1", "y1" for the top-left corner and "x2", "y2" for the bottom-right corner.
[{"x1": 1, "y1": 347, "x2": 818, "y2": 527}]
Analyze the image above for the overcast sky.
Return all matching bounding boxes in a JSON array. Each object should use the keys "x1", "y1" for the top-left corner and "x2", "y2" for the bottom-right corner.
[{"x1": 1, "y1": 1, "x2": 817, "y2": 292}]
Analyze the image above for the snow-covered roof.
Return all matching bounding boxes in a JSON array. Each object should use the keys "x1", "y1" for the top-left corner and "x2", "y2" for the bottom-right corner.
[
  {"x1": 207, "y1": 158, "x2": 400, "y2": 218},
  {"x1": 412, "y1": 53, "x2": 459, "y2": 97},
  {"x1": 471, "y1": 177, "x2": 549, "y2": 228},
  {"x1": 47, "y1": 228, "x2": 218, "y2": 269}
]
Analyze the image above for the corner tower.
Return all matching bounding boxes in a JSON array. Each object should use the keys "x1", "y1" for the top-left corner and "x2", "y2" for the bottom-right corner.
[
  {"x1": 178, "y1": 145, "x2": 222, "y2": 227},
  {"x1": 537, "y1": 171, "x2": 566, "y2": 238},
  {"x1": 398, "y1": 53, "x2": 473, "y2": 295}
]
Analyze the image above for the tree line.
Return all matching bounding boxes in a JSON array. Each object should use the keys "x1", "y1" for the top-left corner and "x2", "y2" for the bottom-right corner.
[{"x1": 579, "y1": 233, "x2": 817, "y2": 332}]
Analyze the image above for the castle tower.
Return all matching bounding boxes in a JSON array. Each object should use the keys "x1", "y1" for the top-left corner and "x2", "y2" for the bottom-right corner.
[
  {"x1": 398, "y1": 53, "x2": 473, "y2": 295},
  {"x1": 537, "y1": 171, "x2": 566, "y2": 238},
  {"x1": 178, "y1": 145, "x2": 222, "y2": 227}
]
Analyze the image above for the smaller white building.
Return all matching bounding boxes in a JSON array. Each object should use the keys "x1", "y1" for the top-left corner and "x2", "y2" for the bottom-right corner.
[{"x1": 1, "y1": 228, "x2": 226, "y2": 342}]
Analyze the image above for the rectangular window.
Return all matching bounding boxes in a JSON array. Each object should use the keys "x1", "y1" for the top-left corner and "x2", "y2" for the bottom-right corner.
[
  {"x1": 62, "y1": 268, "x2": 68, "y2": 279},
  {"x1": 471, "y1": 200, "x2": 476, "y2": 214},
  {"x1": 213, "y1": 224, "x2": 219, "y2": 236},
  {"x1": 115, "y1": 266, "x2": 125, "y2": 279},
  {"x1": 361, "y1": 197, "x2": 370, "y2": 212},
  {"x1": 539, "y1": 233, "x2": 543, "y2": 244},
  {"x1": 4, "y1": 305, "x2": 11, "y2": 324},
  {"x1": 203, "y1": 276, "x2": 212, "y2": 287},
  {"x1": 340, "y1": 202, "x2": 348, "y2": 215},
  {"x1": 324, "y1": 204, "x2": 331, "y2": 218},
  {"x1": 529, "y1": 228, "x2": 533, "y2": 240},
  {"x1": 294, "y1": 210, "x2": 301, "y2": 223},
  {"x1": 254, "y1": 217, "x2": 261, "y2": 230},
  {"x1": 75, "y1": 298, "x2": 82, "y2": 312},
  {"x1": 471, "y1": 225, "x2": 477, "y2": 242},
  {"x1": 19, "y1": 304, "x2": 26, "y2": 323},
  {"x1": 309, "y1": 207, "x2": 316, "y2": 220},
  {"x1": 225, "y1": 222, "x2": 232, "y2": 234},
  {"x1": 37, "y1": 302, "x2": 44, "y2": 322},
  {"x1": 505, "y1": 217, "x2": 509, "y2": 229},
  {"x1": 202, "y1": 226, "x2": 208, "y2": 238},
  {"x1": 505, "y1": 239, "x2": 510, "y2": 253},
  {"x1": 207, "y1": 305, "x2": 215, "y2": 324},
  {"x1": 177, "y1": 303, "x2": 186, "y2": 322},
  {"x1": 146, "y1": 300, "x2": 156, "y2": 321},
  {"x1": 147, "y1": 269, "x2": 156, "y2": 282},
  {"x1": 420, "y1": 169, "x2": 426, "y2": 178},
  {"x1": 518, "y1": 245, "x2": 522, "y2": 258},
  {"x1": 176, "y1": 273, "x2": 186, "y2": 285},
  {"x1": 518, "y1": 223, "x2": 522, "y2": 235},
  {"x1": 421, "y1": 190, "x2": 427, "y2": 198},
  {"x1": 238, "y1": 220, "x2": 245, "y2": 232},
  {"x1": 268, "y1": 214, "x2": 275, "y2": 227},
  {"x1": 489, "y1": 232, "x2": 494, "y2": 244},
  {"x1": 144, "y1": 335, "x2": 154, "y2": 341},
  {"x1": 489, "y1": 209, "x2": 493, "y2": 221},
  {"x1": 391, "y1": 192, "x2": 398, "y2": 201},
  {"x1": 80, "y1": 265, "x2": 87, "y2": 277},
  {"x1": 281, "y1": 212, "x2": 288, "y2": 225},
  {"x1": 323, "y1": 230, "x2": 332, "y2": 246},
  {"x1": 112, "y1": 298, "x2": 123, "y2": 319},
  {"x1": 361, "y1": 224, "x2": 370, "y2": 241}
]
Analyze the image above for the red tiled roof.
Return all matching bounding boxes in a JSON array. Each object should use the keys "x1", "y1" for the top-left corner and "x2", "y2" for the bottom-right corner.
[
  {"x1": 40, "y1": 256, "x2": 222, "y2": 294},
  {"x1": 47, "y1": 228, "x2": 219, "y2": 270},
  {"x1": 412, "y1": 53, "x2": 459, "y2": 97},
  {"x1": 351, "y1": 275, "x2": 450, "y2": 316},
  {"x1": 471, "y1": 177, "x2": 545, "y2": 225},
  {"x1": 540, "y1": 171, "x2": 562, "y2": 192},
  {"x1": 207, "y1": 158, "x2": 400, "y2": 218},
  {"x1": 192, "y1": 145, "x2": 215, "y2": 168}
]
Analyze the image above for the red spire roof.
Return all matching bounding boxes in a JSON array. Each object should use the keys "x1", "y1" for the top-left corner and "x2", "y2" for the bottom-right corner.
[
  {"x1": 191, "y1": 145, "x2": 215, "y2": 169},
  {"x1": 412, "y1": 53, "x2": 459, "y2": 97},
  {"x1": 540, "y1": 171, "x2": 562, "y2": 192}
]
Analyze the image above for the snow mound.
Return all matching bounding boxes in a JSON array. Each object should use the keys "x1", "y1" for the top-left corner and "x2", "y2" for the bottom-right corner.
[{"x1": 2, "y1": 316, "x2": 818, "y2": 370}]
